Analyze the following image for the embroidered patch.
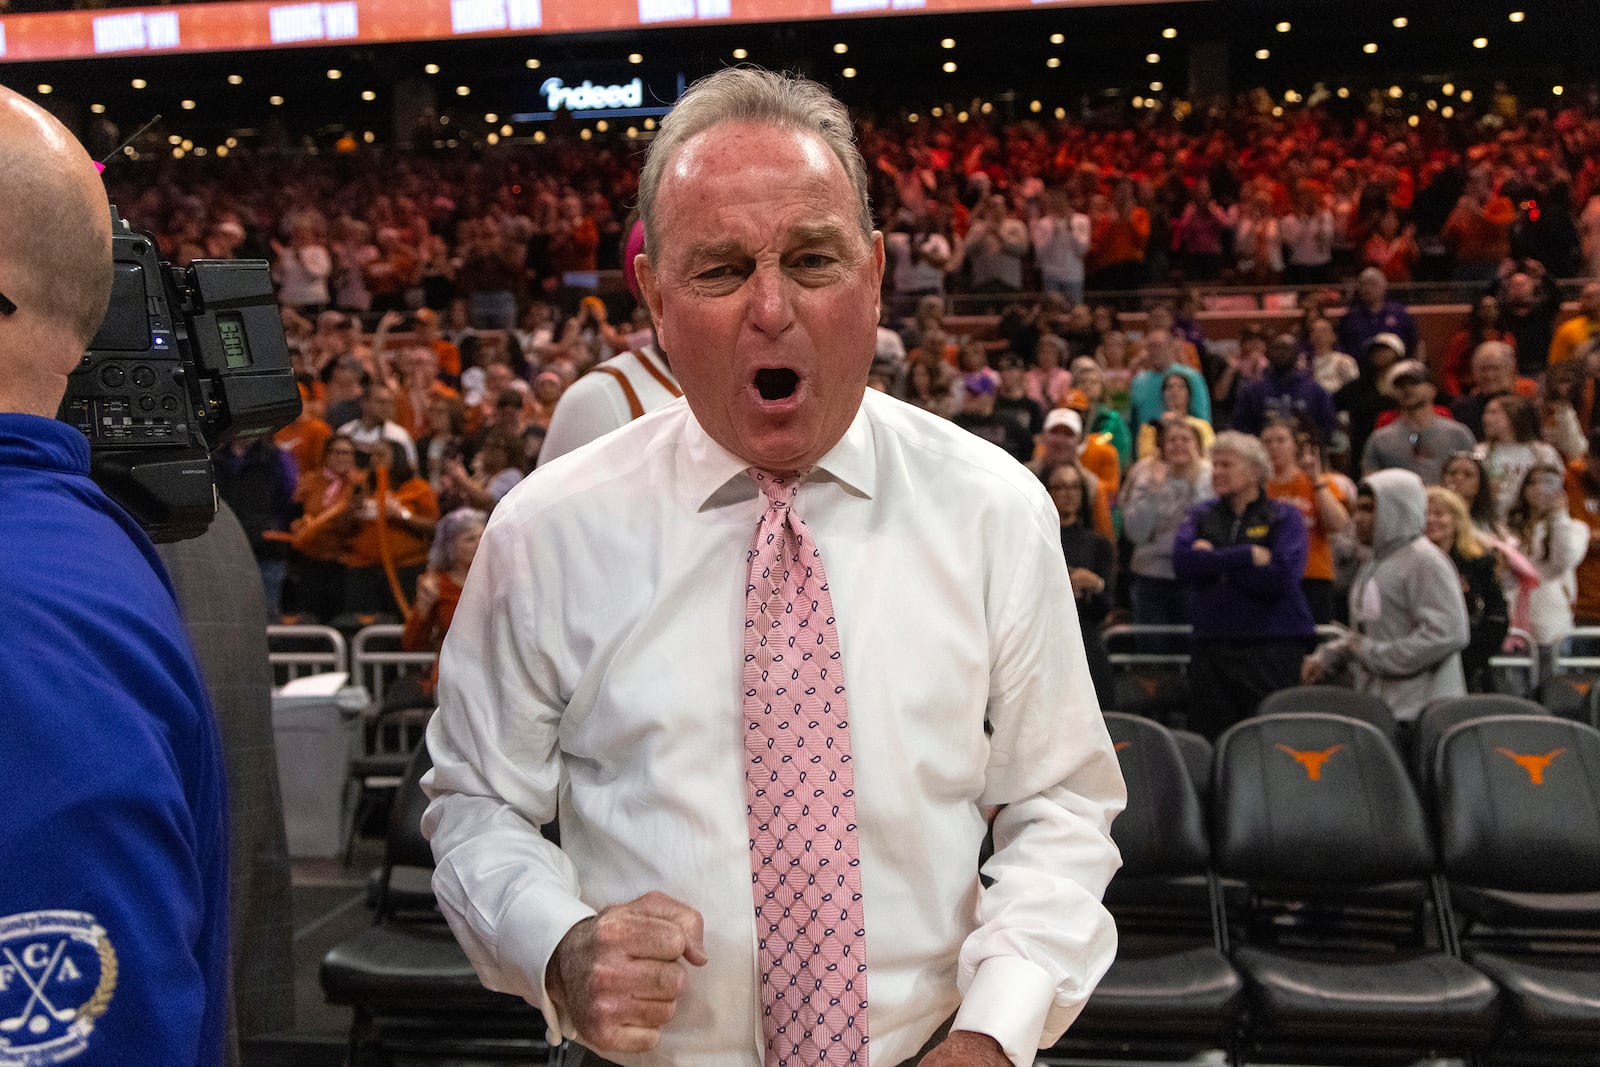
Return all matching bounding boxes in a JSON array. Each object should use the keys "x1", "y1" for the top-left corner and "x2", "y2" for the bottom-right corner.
[{"x1": 0, "y1": 911, "x2": 117, "y2": 1066}]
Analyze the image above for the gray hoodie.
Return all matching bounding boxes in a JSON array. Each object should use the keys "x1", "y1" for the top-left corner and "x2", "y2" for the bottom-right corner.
[{"x1": 1312, "y1": 468, "x2": 1469, "y2": 720}]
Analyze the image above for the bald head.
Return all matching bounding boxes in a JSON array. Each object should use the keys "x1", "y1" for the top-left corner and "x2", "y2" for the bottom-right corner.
[{"x1": 0, "y1": 86, "x2": 113, "y2": 411}]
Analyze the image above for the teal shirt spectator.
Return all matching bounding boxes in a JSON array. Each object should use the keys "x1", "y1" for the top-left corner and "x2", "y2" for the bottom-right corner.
[{"x1": 1130, "y1": 361, "x2": 1211, "y2": 431}]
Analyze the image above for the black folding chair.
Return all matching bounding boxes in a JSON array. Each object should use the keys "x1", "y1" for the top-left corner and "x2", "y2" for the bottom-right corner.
[
  {"x1": 1433, "y1": 715, "x2": 1600, "y2": 1059},
  {"x1": 321, "y1": 745, "x2": 550, "y2": 1064},
  {"x1": 1212, "y1": 713, "x2": 1499, "y2": 1063}
]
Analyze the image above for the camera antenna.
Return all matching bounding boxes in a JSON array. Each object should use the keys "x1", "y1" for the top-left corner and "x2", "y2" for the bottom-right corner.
[{"x1": 96, "y1": 114, "x2": 162, "y2": 172}]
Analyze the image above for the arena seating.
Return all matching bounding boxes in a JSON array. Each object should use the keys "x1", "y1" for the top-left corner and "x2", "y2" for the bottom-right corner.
[
  {"x1": 1062, "y1": 714, "x2": 1241, "y2": 1060},
  {"x1": 1433, "y1": 716, "x2": 1600, "y2": 1058},
  {"x1": 291, "y1": 622, "x2": 1600, "y2": 1061},
  {"x1": 1211, "y1": 712, "x2": 1500, "y2": 1062},
  {"x1": 319, "y1": 744, "x2": 549, "y2": 1063},
  {"x1": 1257, "y1": 685, "x2": 1399, "y2": 746}
]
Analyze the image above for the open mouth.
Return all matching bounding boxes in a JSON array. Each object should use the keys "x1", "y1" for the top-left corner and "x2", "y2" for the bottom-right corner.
[{"x1": 753, "y1": 367, "x2": 801, "y2": 401}]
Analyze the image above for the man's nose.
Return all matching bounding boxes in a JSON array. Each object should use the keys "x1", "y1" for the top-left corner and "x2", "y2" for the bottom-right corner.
[{"x1": 745, "y1": 264, "x2": 795, "y2": 337}]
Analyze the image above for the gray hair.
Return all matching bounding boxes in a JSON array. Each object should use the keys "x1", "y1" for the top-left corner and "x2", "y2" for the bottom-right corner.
[
  {"x1": 1472, "y1": 339, "x2": 1515, "y2": 367},
  {"x1": 1210, "y1": 430, "x2": 1271, "y2": 483},
  {"x1": 636, "y1": 67, "x2": 873, "y2": 255},
  {"x1": 427, "y1": 507, "x2": 488, "y2": 573}
]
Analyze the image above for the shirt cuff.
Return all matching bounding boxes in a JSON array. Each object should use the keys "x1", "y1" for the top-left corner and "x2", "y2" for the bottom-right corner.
[
  {"x1": 492, "y1": 886, "x2": 597, "y2": 1046},
  {"x1": 951, "y1": 955, "x2": 1057, "y2": 1067}
]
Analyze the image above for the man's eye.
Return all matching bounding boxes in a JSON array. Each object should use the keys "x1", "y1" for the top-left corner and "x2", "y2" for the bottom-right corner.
[
  {"x1": 795, "y1": 253, "x2": 836, "y2": 270},
  {"x1": 696, "y1": 265, "x2": 737, "y2": 281}
]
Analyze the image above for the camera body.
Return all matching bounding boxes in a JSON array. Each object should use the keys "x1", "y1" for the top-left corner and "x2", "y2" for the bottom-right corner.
[{"x1": 57, "y1": 207, "x2": 301, "y2": 542}]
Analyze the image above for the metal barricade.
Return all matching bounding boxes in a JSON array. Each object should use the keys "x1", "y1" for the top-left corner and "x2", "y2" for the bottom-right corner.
[
  {"x1": 1554, "y1": 626, "x2": 1600, "y2": 672},
  {"x1": 1103, "y1": 624, "x2": 1193, "y2": 669},
  {"x1": 1489, "y1": 626, "x2": 1538, "y2": 695},
  {"x1": 350, "y1": 624, "x2": 438, "y2": 760},
  {"x1": 266, "y1": 624, "x2": 348, "y2": 688}
]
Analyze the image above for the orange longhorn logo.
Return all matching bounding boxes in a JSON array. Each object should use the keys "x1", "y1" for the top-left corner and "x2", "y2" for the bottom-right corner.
[
  {"x1": 1572, "y1": 681, "x2": 1593, "y2": 697},
  {"x1": 1113, "y1": 741, "x2": 1132, "y2": 751},
  {"x1": 1275, "y1": 743, "x2": 1345, "y2": 781},
  {"x1": 1495, "y1": 747, "x2": 1568, "y2": 784}
]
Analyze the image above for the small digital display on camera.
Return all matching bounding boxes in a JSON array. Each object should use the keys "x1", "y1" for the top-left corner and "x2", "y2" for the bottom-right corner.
[{"x1": 218, "y1": 312, "x2": 251, "y2": 369}]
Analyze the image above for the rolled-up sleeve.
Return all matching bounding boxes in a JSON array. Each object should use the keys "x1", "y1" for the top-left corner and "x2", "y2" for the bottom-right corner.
[{"x1": 953, "y1": 488, "x2": 1126, "y2": 1066}]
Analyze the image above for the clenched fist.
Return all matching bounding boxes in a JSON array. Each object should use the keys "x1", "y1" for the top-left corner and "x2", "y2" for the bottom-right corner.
[{"x1": 546, "y1": 890, "x2": 707, "y2": 1053}]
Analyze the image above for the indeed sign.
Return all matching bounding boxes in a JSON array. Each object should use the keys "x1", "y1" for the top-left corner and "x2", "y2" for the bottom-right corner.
[{"x1": 540, "y1": 77, "x2": 643, "y2": 112}]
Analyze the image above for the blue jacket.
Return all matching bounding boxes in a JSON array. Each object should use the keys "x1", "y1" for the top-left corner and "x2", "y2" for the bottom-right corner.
[
  {"x1": 1173, "y1": 491, "x2": 1316, "y2": 642},
  {"x1": 0, "y1": 414, "x2": 228, "y2": 1066}
]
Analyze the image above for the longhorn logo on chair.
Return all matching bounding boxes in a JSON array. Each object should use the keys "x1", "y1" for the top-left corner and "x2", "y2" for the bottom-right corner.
[
  {"x1": 1275, "y1": 743, "x2": 1344, "y2": 781},
  {"x1": 1495, "y1": 747, "x2": 1568, "y2": 784},
  {"x1": 1113, "y1": 741, "x2": 1131, "y2": 752},
  {"x1": 1573, "y1": 680, "x2": 1593, "y2": 697}
]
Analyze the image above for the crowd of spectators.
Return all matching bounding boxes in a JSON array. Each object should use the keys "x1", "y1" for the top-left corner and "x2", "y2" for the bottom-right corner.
[{"x1": 122, "y1": 88, "x2": 1600, "y2": 735}]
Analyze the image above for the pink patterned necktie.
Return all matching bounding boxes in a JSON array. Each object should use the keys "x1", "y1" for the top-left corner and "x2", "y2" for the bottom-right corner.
[{"x1": 743, "y1": 468, "x2": 870, "y2": 1067}]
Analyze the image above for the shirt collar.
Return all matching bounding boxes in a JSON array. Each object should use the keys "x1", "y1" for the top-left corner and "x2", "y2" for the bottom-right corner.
[{"x1": 681, "y1": 396, "x2": 878, "y2": 511}]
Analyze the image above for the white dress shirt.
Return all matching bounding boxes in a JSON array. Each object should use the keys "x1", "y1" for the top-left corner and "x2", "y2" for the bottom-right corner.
[
  {"x1": 538, "y1": 346, "x2": 681, "y2": 466},
  {"x1": 422, "y1": 388, "x2": 1124, "y2": 1067}
]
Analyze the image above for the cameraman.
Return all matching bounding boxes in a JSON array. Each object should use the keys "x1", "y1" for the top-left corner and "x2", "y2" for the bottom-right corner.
[{"x1": 0, "y1": 87, "x2": 228, "y2": 1064}]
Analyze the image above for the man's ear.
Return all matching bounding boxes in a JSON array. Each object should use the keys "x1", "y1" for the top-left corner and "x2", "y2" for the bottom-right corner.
[{"x1": 636, "y1": 253, "x2": 668, "y2": 351}]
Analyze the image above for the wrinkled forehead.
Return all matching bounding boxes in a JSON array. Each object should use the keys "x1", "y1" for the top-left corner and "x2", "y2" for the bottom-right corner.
[{"x1": 654, "y1": 121, "x2": 856, "y2": 248}]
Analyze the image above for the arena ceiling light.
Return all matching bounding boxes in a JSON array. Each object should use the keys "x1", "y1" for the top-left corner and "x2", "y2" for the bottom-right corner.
[
  {"x1": 425, "y1": 63, "x2": 440, "y2": 74},
  {"x1": 1472, "y1": 36, "x2": 1488, "y2": 48},
  {"x1": 227, "y1": 74, "x2": 243, "y2": 85},
  {"x1": 833, "y1": 42, "x2": 848, "y2": 53},
  {"x1": 1392, "y1": 16, "x2": 1408, "y2": 28},
  {"x1": 628, "y1": 52, "x2": 643, "y2": 63},
  {"x1": 326, "y1": 68, "x2": 342, "y2": 79},
  {"x1": 941, "y1": 37, "x2": 956, "y2": 48},
  {"x1": 270, "y1": 95, "x2": 284, "y2": 105},
  {"x1": 1161, "y1": 27, "x2": 1176, "y2": 39},
  {"x1": 942, "y1": 61, "x2": 957, "y2": 73},
  {"x1": 1255, "y1": 48, "x2": 1269, "y2": 60},
  {"x1": 90, "y1": 103, "x2": 106, "y2": 114},
  {"x1": 361, "y1": 90, "x2": 377, "y2": 101},
  {"x1": 37, "y1": 83, "x2": 52, "y2": 94},
  {"x1": 732, "y1": 48, "x2": 747, "y2": 59},
  {"x1": 1275, "y1": 21, "x2": 1290, "y2": 32},
  {"x1": 1049, "y1": 32, "x2": 1064, "y2": 44},
  {"x1": 1508, "y1": 10, "x2": 1525, "y2": 21},
  {"x1": 525, "y1": 58, "x2": 541, "y2": 69},
  {"x1": 1553, "y1": 85, "x2": 1565, "y2": 96},
  {"x1": 132, "y1": 78, "x2": 148, "y2": 88},
  {"x1": 1363, "y1": 42, "x2": 1378, "y2": 53},
  {"x1": 842, "y1": 67, "x2": 857, "y2": 78}
]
